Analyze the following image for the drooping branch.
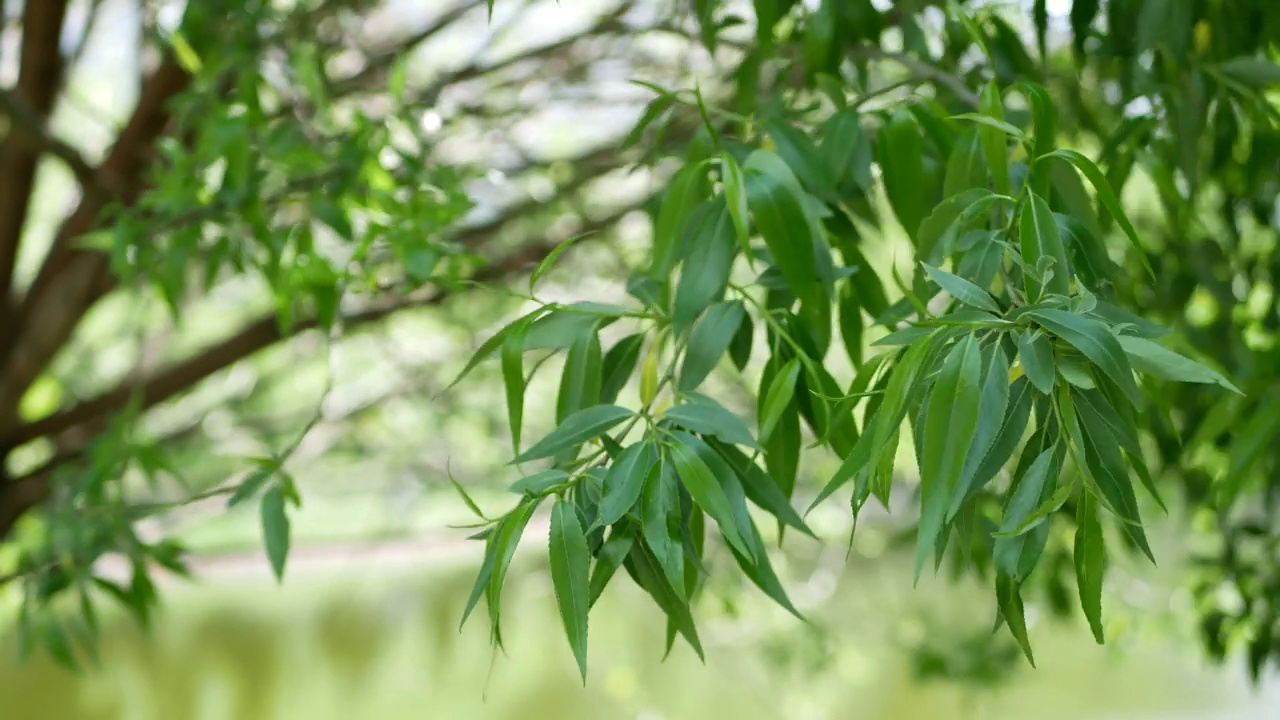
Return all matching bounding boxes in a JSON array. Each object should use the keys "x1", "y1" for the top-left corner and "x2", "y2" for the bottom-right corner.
[{"x1": 0, "y1": 0, "x2": 71, "y2": 333}]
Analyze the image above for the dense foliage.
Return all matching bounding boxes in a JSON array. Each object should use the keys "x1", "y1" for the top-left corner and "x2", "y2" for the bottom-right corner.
[{"x1": 0, "y1": 0, "x2": 1277, "y2": 687}]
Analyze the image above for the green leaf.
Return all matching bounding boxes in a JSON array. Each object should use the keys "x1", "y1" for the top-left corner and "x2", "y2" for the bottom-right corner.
[
  {"x1": 963, "y1": 378, "x2": 1033, "y2": 501},
  {"x1": 626, "y1": 540, "x2": 703, "y2": 660},
  {"x1": 744, "y1": 151, "x2": 821, "y2": 305},
  {"x1": 1011, "y1": 81, "x2": 1056, "y2": 179},
  {"x1": 1218, "y1": 56, "x2": 1280, "y2": 88},
  {"x1": 921, "y1": 262, "x2": 999, "y2": 313},
  {"x1": 664, "y1": 400, "x2": 759, "y2": 449},
  {"x1": 1039, "y1": 149, "x2": 1153, "y2": 277},
  {"x1": 956, "y1": 230, "x2": 1004, "y2": 290},
  {"x1": 1017, "y1": 330, "x2": 1056, "y2": 394},
  {"x1": 502, "y1": 321, "x2": 528, "y2": 454},
  {"x1": 997, "y1": 574, "x2": 1036, "y2": 666},
  {"x1": 557, "y1": 326, "x2": 603, "y2": 426},
  {"x1": 758, "y1": 358, "x2": 801, "y2": 441},
  {"x1": 917, "y1": 334, "x2": 984, "y2": 579},
  {"x1": 484, "y1": 497, "x2": 540, "y2": 645},
  {"x1": 1220, "y1": 401, "x2": 1280, "y2": 508},
  {"x1": 1074, "y1": 490, "x2": 1106, "y2": 643},
  {"x1": 950, "y1": 344, "x2": 1012, "y2": 518},
  {"x1": 227, "y1": 465, "x2": 275, "y2": 508},
  {"x1": 1071, "y1": 390, "x2": 1154, "y2": 562},
  {"x1": 1027, "y1": 309, "x2": 1140, "y2": 406},
  {"x1": 680, "y1": 301, "x2": 747, "y2": 391},
  {"x1": 765, "y1": 119, "x2": 837, "y2": 201},
  {"x1": 943, "y1": 129, "x2": 988, "y2": 198},
  {"x1": 994, "y1": 444, "x2": 1058, "y2": 553},
  {"x1": 589, "y1": 524, "x2": 634, "y2": 607},
  {"x1": 978, "y1": 82, "x2": 1011, "y2": 195},
  {"x1": 669, "y1": 431, "x2": 753, "y2": 559},
  {"x1": 530, "y1": 231, "x2": 594, "y2": 295},
  {"x1": 601, "y1": 334, "x2": 645, "y2": 405},
  {"x1": 720, "y1": 153, "x2": 751, "y2": 255},
  {"x1": 711, "y1": 440, "x2": 815, "y2": 539},
  {"x1": 260, "y1": 486, "x2": 291, "y2": 583},
  {"x1": 993, "y1": 478, "x2": 1073, "y2": 538},
  {"x1": 948, "y1": 0, "x2": 995, "y2": 64},
  {"x1": 595, "y1": 441, "x2": 657, "y2": 528},
  {"x1": 509, "y1": 469, "x2": 570, "y2": 496},
  {"x1": 823, "y1": 108, "x2": 873, "y2": 190},
  {"x1": 640, "y1": 459, "x2": 685, "y2": 597},
  {"x1": 729, "y1": 308, "x2": 754, "y2": 370},
  {"x1": 512, "y1": 405, "x2": 634, "y2": 464},
  {"x1": 674, "y1": 201, "x2": 738, "y2": 330},
  {"x1": 1019, "y1": 191, "x2": 1071, "y2": 299},
  {"x1": 811, "y1": 337, "x2": 935, "y2": 511},
  {"x1": 653, "y1": 161, "x2": 711, "y2": 276},
  {"x1": 838, "y1": 283, "x2": 864, "y2": 367},
  {"x1": 916, "y1": 188, "x2": 993, "y2": 262},
  {"x1": 878, "y1": 108, "x2": 927, "y2": 242},
  {"x1": 1117, "y1": 336, "x2": 1241, "y2": 394},
  {"x1": 549, "y1": 500, "x2": 591, "y2": 682},
  {"x1": 951, "y1": 113, "x2": 1028, "y2": 143},
  {"x1": 448, "y1": 309, "x2": 544, "y2": 390}
]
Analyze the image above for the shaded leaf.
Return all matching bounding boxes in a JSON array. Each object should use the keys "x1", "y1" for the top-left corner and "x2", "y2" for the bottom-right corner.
[
  {"x1": 549, "y1": 500, "x2": 591, "y2": 681},
  {"x1": 512, "y1": 405, "x2": 634, "y2": 463}
]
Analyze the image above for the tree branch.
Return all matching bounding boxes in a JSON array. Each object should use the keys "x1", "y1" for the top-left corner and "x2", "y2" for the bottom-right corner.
[
  {"x1": 0, "y1": 200, "x2": 643, "y2": 539},
  {"x1": 848, "y1": 45, "x2": 981, "y2": 110},
  {"x1": 0, "y1": 56, "x2": 191, "y2": 434},
  {"x1": 0, "y1": 0, "x2": 71, "y2": 338}
]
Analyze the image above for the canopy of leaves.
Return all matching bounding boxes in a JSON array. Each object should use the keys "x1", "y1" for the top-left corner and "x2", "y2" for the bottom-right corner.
[{"x1": 0, "y1": 0, "x2": 1278, "y2": 686}]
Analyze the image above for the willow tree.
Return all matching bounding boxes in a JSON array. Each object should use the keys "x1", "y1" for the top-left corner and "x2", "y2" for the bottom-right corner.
[{"x1": 1, "y1": 0, "x2": 1278, "y2": 684}]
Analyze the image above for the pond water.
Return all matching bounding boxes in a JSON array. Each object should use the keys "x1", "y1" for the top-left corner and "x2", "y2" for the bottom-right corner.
[{"x1": 2, "y1": 535, "x2": 1276, "y2": 720}]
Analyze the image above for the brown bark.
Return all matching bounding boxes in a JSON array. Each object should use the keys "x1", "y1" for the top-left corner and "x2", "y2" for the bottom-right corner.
[
  {"x1": 0, "y1": 0, "x2": 70, "y2": 333},
  {"x1": 0, "y1": 57, "x2": 191, "y2": 435}
]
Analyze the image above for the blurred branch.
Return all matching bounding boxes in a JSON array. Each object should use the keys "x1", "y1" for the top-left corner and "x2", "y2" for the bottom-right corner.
[
  {"x1": 848, "y1": 45, "x2": 981, "y2": 109},
  {"x1": 0, "y1": 57, "x2": 191, "y2": 434},
  {"x1": 0, "y1": 196, "x2": 647, "y2": 537},
  {"x1": 0, "y1": 0, "x2": 71, "y2": 341}
]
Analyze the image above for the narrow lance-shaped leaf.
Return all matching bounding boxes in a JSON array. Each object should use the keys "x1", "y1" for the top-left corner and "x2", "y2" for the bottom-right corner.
[
  {"x1": 917, "y1": 334, "x2": 984, "y2": 579},
  {"x1": 810, "y1": 336, "x2": 935, "y2": 512},
  {"x1": 878, "y1": 108, "x2": 927, "y2": 243},
  {"x1": 1039, "y1": 149, "x2": 1153, "y2": 277},
  {"x1": 673, "y1": 201, "x2": 738, "y2": 330},
  {"x1": 921, "y1": 262, "x2": 1000, "y2": 313},
  {"x1": 744, "y1": 151, "x2": 821, "y2": 306},
  {"x1": 979, "y1": 82, "x2": 1011, "y2": 195},
  {"x1": 668, "y1": 432, "x2": 753, "y2": 559},
  {"x1": 594, "y1": 441, "x2": 657, "y2": 529},
  {"x1": 549, "y1": 500, "x2": 591, "y2": 682},
  {"x1": 1027, "y1": 309, "x2": 1141, "y2": 406},
  {"x1": 720, "y1": 153, "x2": 752, "y2": 259},
  {"x1": 1019, "y1": 191, "x2": 1071, "y2": 300},
  {"x1": 600, "y1": 334, "x2": 645, "y2": 405},
  {"x1": 260, "y1": 486, "x2": 291, "y2": 583},
  {"x1": 502, "y1": 321, "x2": 528, "y2": 454},
  {"x1": 652, "y1": 161, "x2": 711, "y2": 276},
  {"x1": 1017, "y1": 330, "x2": 1056, "y2": 395},
  {"x1": 950, "y1": 344, "x2": 1012, "y2": 518},
  {"x1": 680, "y1": 301, "x2": 748, "y2": 391},
  {"x1": 758, "y1": 358, "x2": 801, "y2": 442},
  {"x1": 944, "y1": 129, "x2": 988, "y2": 198},
  {"x1": 1075, "y1": 489, "x2": 1106, "y2": 643},
  {"x1": 664, "y1": 400, "x2": 759, "y2": 449},
  {"x1": 1117, "y1": 336, "x2": 1241, "y2": 394},
  {"x1": 512, "y1": 405, "x2": 634, "y2": 464}
]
